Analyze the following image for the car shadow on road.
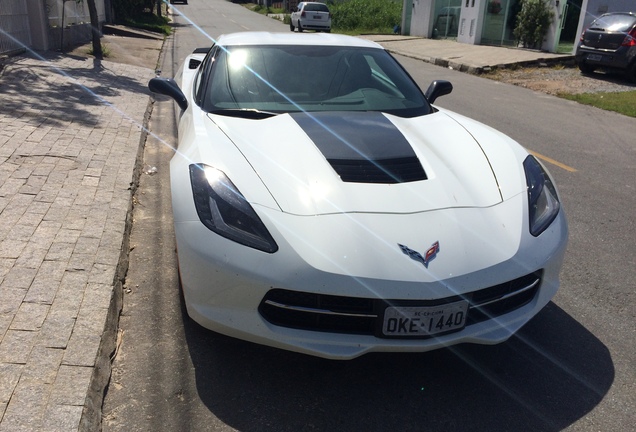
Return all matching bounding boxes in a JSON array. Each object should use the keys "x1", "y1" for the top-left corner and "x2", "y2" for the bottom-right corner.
[{"x1": 183, "y1": 301, "x2": 613, "y2": 431}]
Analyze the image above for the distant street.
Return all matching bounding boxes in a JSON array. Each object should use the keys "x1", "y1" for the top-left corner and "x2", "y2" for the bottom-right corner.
[{"x1": 103, "y1": 1, "x2": 636, "y2": 431}]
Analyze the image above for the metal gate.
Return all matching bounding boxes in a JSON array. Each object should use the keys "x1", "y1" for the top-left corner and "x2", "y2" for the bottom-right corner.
[{"x1": 0, "y1": 0, "x2": 31, "y2": 56}]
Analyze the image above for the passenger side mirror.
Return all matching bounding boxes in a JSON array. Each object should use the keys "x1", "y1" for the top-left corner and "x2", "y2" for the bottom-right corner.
[
  {"x1": 425, "y1": 80, "x2": 453, "y2": 104},
  {"x1": 148, "y1": 77, "x2": 188, "y2": 111}
]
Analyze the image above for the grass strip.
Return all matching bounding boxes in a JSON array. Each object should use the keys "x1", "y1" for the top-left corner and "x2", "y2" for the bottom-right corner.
[{"x1": 559, "y1": 91, "x2": 636, "y2": 118}]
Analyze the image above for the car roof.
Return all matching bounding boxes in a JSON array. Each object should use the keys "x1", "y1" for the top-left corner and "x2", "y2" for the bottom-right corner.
[{"x1": 214, "y1": 32, "x2": 383, "y2": 49}]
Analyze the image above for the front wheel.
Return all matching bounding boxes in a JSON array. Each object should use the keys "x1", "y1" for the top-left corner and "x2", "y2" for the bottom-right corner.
[{"x1": 290, "y1": 22, "x2": 295, "y2": 31}]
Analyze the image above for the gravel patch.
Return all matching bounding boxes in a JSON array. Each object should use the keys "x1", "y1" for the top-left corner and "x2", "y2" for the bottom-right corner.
[{"x1": 485, "y1": 65, "x2": 636, "y2": 95}]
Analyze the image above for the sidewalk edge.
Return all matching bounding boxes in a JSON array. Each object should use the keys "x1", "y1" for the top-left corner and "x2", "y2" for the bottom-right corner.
[{"x1": 77, "y1": 79, "x2": 157, "y2": 432}]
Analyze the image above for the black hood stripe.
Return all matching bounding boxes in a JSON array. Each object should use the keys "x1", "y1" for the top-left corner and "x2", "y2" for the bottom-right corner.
[{"x1": 290, "y1": 111, "x2": 427, "y2": 184}]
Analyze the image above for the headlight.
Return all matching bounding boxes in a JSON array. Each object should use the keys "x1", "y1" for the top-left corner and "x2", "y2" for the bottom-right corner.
[
  {"x1": 189, "y1": 164, "x2": 278, "y2": 253},
  {"x1": 524, "y1": 156, "x2": 560, "y2": 237}
]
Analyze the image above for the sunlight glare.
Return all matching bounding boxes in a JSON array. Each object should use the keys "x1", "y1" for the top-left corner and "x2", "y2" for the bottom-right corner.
[{"x1": 229, "y1": 49, "x2": 248, "y2": 70}]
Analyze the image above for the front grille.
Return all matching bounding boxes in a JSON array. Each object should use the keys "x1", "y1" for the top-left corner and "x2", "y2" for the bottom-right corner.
[
  {"x1": 328, "y1": 157, "x2": 427, "y2": 184},
  {"x1": 258, "y1": 271, "x2": 542, "y2": 338}
]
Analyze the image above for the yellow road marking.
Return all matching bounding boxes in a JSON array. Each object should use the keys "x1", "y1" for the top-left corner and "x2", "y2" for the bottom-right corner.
[{"x1": 529, "y1": 150, "x2": 578, "y2": 172}]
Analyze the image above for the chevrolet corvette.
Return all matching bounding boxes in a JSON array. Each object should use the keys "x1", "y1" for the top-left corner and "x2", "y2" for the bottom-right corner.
[{"x1": 148, "y1": 32, "x2": 568, "y2": 360}]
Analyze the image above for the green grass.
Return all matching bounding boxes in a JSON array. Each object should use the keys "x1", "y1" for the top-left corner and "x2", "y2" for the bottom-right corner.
[
  {"x1": 254, "y1": 0, "x2": 401, "y2": 35},
  {"x1": 88, "y1": 43, "x2": 111, "y2": 58},
  {"x1": 559, "y1": 91, "x2": 636, "y2": 118},
  {"x1": 121, "y1": 12, "x2": 171, "y2": 36},
  {"x1": 252, "y1": 5, "x2": 286, "y2": 15},
  {"x1": 556, "y1": 41, "x2": 574, "y2": 54},
  {"x1": 330, "y1": 0, "x2": 402, "y2": 34}
]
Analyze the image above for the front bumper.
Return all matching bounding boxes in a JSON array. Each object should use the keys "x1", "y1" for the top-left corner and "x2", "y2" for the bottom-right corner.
[{"x1": 174, "y1": 206, "x2": 568, "y2": 360}]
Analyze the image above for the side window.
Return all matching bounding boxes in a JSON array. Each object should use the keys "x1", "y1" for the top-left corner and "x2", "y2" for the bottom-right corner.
[{"x1": 194, "y1": 46, "x2": 218, "y2": 107}]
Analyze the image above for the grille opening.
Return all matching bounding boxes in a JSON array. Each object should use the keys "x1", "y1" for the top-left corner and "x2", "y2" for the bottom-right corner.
[{"x1": 258, "y1": 271, "x2": 543, "y2": 338}]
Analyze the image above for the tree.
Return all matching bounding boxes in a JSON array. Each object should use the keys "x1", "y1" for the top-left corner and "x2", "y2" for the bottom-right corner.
[
  {"x1": 86, "y1": 0, "x2": 103, "y2": 58},
  {"x1": 513, "y1": 0, "x2": 554, "y2": 50}
]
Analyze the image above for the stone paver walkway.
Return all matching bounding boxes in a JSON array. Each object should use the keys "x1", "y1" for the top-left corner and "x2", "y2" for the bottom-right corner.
[{"x1": 0, "y1": 53, "x2": 153, "y2": 431}]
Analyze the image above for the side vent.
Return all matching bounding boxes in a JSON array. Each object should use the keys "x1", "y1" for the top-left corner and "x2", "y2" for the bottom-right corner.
[{"x1": 188, "y1": 47, "x2": 212, "y2": 70}]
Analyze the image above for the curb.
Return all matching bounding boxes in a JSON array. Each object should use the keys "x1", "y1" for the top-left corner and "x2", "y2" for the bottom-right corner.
[
  {"x1": 76, "y1": 39, "x2": 164, "y2": 431},
  {"x1": 385, "y1": 49, "x2": 575, "y2": 75},
  {"x1": 102, "y1": 24, "x2": 165, "y2": 41}
]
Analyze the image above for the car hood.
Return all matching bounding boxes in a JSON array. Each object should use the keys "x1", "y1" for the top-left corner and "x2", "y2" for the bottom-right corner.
[{"x1": 208, "y1": 111, "x2": 510, "y2": 216}]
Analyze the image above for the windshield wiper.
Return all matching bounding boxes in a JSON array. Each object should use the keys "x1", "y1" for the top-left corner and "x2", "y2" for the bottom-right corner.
[{"x1": 209, "y1": 109, "x2": 278, "y2": 119}]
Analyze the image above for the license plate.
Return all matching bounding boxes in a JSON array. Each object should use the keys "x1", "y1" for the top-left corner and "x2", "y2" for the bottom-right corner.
[
  {"x1": 587, "y1": 54, "x2": 602, "y2": 61},
  {"x1": 382, "y1": 301, "x2": 468, "y2": 337},
  {"x1": 313, "y1": 15, "x2": 322, "y2": 19}
]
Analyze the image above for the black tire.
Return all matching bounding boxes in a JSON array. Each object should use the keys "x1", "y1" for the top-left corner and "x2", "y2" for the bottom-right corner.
[
  {"x1": 298, "y1": 22, "x2": 303, "y2": 32},
  {"x1": 578, "y1": 61, "x2": 595, "y2": 75},
  {"x1": 290, "y1": 22, "x2": 295, "y2": 31},
  {"x1": 626, "y1": 62, "x2": 636, "y2": 83}
]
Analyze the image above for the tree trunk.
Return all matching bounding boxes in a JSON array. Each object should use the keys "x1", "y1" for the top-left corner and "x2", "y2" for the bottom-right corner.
[
  {"x1": 87, "y1": 0, "x2": 103, "y2": 58},
  {"x1": 157, "y1": 0, "x2": 162, "y2": 18}
]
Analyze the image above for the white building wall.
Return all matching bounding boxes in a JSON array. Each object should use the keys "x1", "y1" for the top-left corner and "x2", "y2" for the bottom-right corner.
[
  {"x1": 404, "y1": 0, "x2": 631, "y2": 53},
  {"x1": 409, "y1": 0, "x2": 436, "y2": 37},
  {"x1": 544, "y1": 0, "x2": 565, "y2": 52},
  {"x1": 457, "y1": 0, "x2": 486, "y2": 45}
]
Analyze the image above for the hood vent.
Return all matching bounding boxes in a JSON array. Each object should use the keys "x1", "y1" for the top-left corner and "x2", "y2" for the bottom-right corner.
[
  {"x1": 291, "y1": 111, "x2": 427, "y2": 184},
  {"x1": 329, "y1": 156, "x2": 427, "y2": 183}
]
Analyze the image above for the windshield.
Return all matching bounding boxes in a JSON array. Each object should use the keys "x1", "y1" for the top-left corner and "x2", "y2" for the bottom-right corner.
[
  {"x1": 304, "y1": 4, "x2": 329, "y2": 12},
  {"x1": 590, "y1": 13, "x2": 636, "y2": 32},
  {"x1": 203, "y1": 45, "x2": 431, "y2": 117}
]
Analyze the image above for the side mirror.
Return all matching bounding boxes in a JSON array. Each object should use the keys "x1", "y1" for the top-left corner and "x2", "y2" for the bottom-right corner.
[
  {"x1": 424, "y1": 80, "x2": 453, "y2": 104},
  {"x1": 148, "y1": 77, "x2": 188, "y2": 111}
]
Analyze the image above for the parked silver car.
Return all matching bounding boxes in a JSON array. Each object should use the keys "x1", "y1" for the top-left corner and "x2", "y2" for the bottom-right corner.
[
  {"x1": 575, "y1": 12, "x2": 636, "y2": 82},
  {"x1": 290, "y1": 2, "x2": 331, "y2": 33}
]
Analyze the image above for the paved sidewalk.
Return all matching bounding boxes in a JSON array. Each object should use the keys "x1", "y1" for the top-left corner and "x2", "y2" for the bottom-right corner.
[
  {"x1": 0, "y1": 52, "x2": 155, "y2": 431},
  {"x1": 0, "y1": 32, "x2": 573, "y2": 432},
  {"x1": 362, "y1": 35, "x2": 574, "y2": 72}
]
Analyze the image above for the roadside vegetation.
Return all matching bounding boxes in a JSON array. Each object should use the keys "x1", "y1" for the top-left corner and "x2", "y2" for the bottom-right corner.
[
  {"x1": 122, "y1": 11, "x2": 171, "y2": 35},
  {"x1": 249, "y1": 4, "x2": 286, "y2": 15},
  {"x1": 485, "y1": 65, "x2": 636, "y2": 118},
  {"x1": 112, "y1": 0, "x2": 172, "y2": 35},
  {"x1": 559, "y1": 91, "x2": 636, "y2": 118},
  {"x1": 249, "y1": 0, "x2": 402, "y2": 35},
  {"x1": 330, "y1": 0, "x2": 402, "y2": 34}
]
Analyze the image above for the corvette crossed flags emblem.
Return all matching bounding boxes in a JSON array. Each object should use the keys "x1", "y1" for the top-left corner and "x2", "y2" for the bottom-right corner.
[{"x1": 398, "y1": 242, "x2": 440, "y2": 268}]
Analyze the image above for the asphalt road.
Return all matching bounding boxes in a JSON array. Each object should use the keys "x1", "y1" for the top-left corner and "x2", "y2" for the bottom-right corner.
[{"x1": 102, "y1": 1, "x2": 636, "y2": 431}]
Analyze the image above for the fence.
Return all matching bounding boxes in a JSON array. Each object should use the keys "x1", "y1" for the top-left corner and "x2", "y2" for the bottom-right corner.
[
  {"x1": 0, "y1": 0, "x2": 107, "y2": 55},
  {"x1": 0, "y1": 0, "x2": 32, "y2": 56},
  {"x1": 46, "y1": 0, "x2": 92, "y2": 28}
]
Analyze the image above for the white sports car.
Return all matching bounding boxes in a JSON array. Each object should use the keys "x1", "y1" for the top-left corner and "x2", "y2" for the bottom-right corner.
[{"x1": 149, "y1": 32, "x2": 568, "y2": 360}]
